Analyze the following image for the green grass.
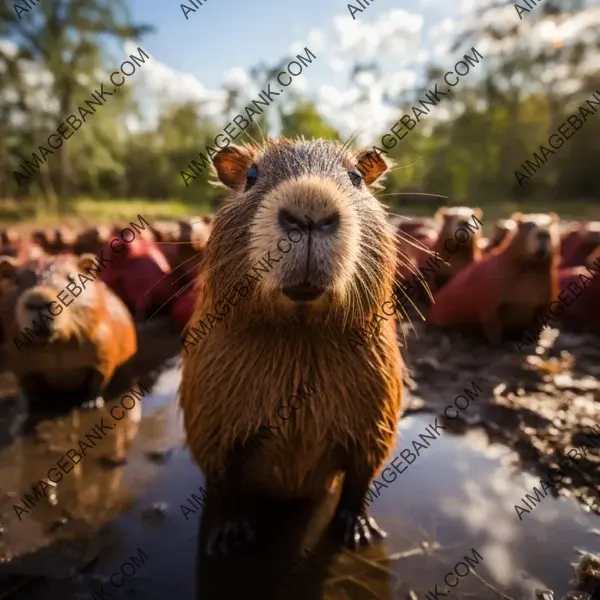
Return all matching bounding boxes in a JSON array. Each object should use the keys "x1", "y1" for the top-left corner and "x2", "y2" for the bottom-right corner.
[
  {"x1": 0, "y1": 197, "x2": 215, "y2": 229},
  {"x1": 2, "y1": 196, "x2": 598, "y2": 233}
]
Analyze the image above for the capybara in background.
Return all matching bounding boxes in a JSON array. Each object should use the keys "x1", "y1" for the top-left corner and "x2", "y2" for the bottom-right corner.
[
  {"x1": 560, "y1": 221, "x2": 600, "y2": 268},
  {"x1": 47, "y1": 227, "x2": 76, "y2": 255},
  {"x1": 73, "y1": 225, "x2": 113, "y2": 256},
  {"x1": 484, "y1": 218, "x2": 517, "y2": 254},
  {"x1": 0, "y1": 229, "x2": 22, "y2": 257},
  {"x1": 558, "y1": 248, "x2": 600, "y2": 334},
  {"x1": 0, "y1": 254, "x2": 137, "y2": 410},
  {"x1": 98, "y1": 233, "x2": 174, "y2": 321},
  {"x1": 180, "y1": 140, "x2": 403, "y2": 555},
  {"x1": 395, "y1": 223, "x2": 438, "y2": 290},
  {"x1": 427, "y1": 206, "x2": 483, "y2": 294},
  {"x1": 429, "y1": 212, "x2": 560, "y2": 343}
]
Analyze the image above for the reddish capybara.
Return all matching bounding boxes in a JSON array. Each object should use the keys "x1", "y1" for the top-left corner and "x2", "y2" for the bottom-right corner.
[
  {"x1": 98, "y1": 233, "x2": 174, "y2": 321},
  {"x1": 73, "y1": 225, "x2": 113, "y2": 256},
  {"x1": 0, "y1": 229, "x2": 23, "y2": 257},
  {"x1": 171, "y1": 284, "x2": 197, "y2": 331},
  {"x1": 395, "y1": 224, "x2": 438, "y2": 288},
  {"x1": 484, "y1": 218, "x2": 517, "y2": 254},
  {"x1": 428, "y1": 212, "x2": 560, "y2": 343},
  {"x1": 426, "y1": 206, "x2": 483, "y2": 294},
  {"x1": 560, "y1": 221, "x2": 600, "y2": 268},
  {"x1": 48, "y1": 227, "x2": 76, "y2": 255},
  {"x1": 557, "y1": 248, "x2": 600, "y2": 334},
  {"x1": 0, "y1": 254, "x2": 137, "y2": 410},
  {"x1": 180, "y1": 139, "x2": 403, "y2": 556}
]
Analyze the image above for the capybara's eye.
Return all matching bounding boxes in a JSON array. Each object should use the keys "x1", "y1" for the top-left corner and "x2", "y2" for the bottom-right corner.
[
  {"x1": 245, "y1": 165, "x2": 258, "y2": 191},
  {"x1": 348, "y1": 170, "x2": 363, "y2": 187}
]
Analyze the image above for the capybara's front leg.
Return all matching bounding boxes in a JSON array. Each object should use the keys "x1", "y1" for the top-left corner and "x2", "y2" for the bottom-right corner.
[
  {"x1": 80, "y1": 369, "x2": 105, "y2": 409},
  {"x1": 203, "y1": 437, "x2": 260, "y2": 557},
  {"x1": 332, "y1": 457, "x2": 387, "y2": 550}
]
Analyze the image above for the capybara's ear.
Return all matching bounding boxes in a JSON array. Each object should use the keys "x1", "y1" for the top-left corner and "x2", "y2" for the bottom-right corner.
[
  {"x1": 354, "y1": 150, "x2": 388, "y2": 186},
  {"x1": 0, "y1": 255, "x2": 18, "y2": 278},
  {"x1": 473, "y1": 207, "x2": 483, "y2": 219},
  {"x1": 78, "y1": 254, "x2": 98, "y2": 272},
  {"x1": 434, "y1": 206, "x2": 448, "y2": 221},
  {"x1": 549, "y1": 212, "x2": 559, "y2": 223},
  {"x1": 511, "y1": 211, "x2": 523, "y2": 223},
  {"x1": 212, "y1": 145, "x2": 257, "y2": 190},
  {"x1": 586, "y1": 246, "x2": 600, "y2": 269}
]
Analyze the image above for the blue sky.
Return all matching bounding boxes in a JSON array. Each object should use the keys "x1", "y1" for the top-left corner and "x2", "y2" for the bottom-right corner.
[{"x1": 128, "y1": 0, "x2": 454, "y2": 90}]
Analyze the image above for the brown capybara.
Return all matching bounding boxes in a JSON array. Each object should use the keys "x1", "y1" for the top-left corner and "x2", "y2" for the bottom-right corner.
[
  {"x1": 426, "y1": 206, "x2": 483, "y2": 294},
  {"x1": 0, "y1": 254, "x2": 137, "y2": 411},
  {"x1": 557, "y1": 248, "x2": 600, "y2": 334},
  {"x1": 395, "y1": 223, "x2": 438, "y2": 289},
  {"x1": 0, "y1": 228, "x2": 22, "y2": 257},
  {"x1": 179, "y1": 140, "x2": 403, "y2": 556},
  {"x1": 560, "y1": 221, "x2": 600, "y2": 268},
  {"x1": 48, "y1": 227, "x2": 76, "y2": 255},
  {"x1": 73, "y1": 225, "x2": 113, "y2": 256},
  {"x1": 428, "y1": 212, "x2": 560, "y2": 343},
  {"x1": 484, "y1": 218, "x2": 517, "y2": 254},
  {"x1": 98, "y1": 233, "x2": 174, "y2": 321},
  {"x1": 30, "y1": 229, "x2": 51, "y2": 252}
]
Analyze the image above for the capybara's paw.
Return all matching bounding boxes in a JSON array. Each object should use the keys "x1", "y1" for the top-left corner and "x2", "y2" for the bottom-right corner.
[
  {"x1": 334, "y1": 510, "x2": 387, "y2": 550},
  {"x1": 204, "y1": 517, "x2": 257, "y2": 557},
  {"x1": 81, "y1": 396, "x2": 105, "y2": 410}
]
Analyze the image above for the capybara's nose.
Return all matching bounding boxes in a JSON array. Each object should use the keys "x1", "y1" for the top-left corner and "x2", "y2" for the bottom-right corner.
[
  {"x1": 278, "y1": 209, "x2": 340, "y2": 237},
  {"x1": 282, "y1": 282, "x2": 324, "y2": 302}
]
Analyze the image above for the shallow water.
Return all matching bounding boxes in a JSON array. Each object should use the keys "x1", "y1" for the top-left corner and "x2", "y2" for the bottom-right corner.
[{"x1": 0, "y1": 354, "x2": 598, "y2": 600}]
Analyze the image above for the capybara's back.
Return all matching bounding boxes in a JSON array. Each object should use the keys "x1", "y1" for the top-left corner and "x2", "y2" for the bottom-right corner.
[
  {"x1": 179, "y1": 139, "x2": 403, "y2": 555},
  {"x1": 429, "y1": 212, "x2": 560, "y2": 342},
  {"x1": 1, "y1": 253, "x2": 137, "y2": 409}
]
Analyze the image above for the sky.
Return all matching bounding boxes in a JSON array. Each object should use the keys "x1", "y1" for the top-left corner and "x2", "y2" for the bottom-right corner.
[
  {"x1": 120, "y1": 0, "x2": 470, "y2": 140},
  {"x1": 4, "y1": 0, "x2": 600, "y2": 144}
]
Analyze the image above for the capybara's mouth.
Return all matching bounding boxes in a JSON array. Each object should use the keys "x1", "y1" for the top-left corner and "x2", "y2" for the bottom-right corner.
[{"x1": 282, "y1": 283, "x2": 324, "y2": 302}]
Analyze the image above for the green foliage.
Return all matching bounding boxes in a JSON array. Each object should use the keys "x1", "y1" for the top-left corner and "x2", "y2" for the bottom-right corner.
[{"x1": 1, "y1": 0, "x2": 600, "y2": 222}]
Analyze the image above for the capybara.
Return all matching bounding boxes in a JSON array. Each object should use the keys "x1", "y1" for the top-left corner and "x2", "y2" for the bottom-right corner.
[
  {"x1": 395, "y1": 223, "x2": 438, "y2": 289},
  {"x1": 179, "y1": 140, "x2": 403, "y2": 555},
  {"x1": 485, "y1": 218, "x2": 516, "y2": 254},
  {"x1": 557, "y1": 248, "x2": 600, "y2": 334},
  {"x1": 427, "y1": 206, "x2": 483, "y2": 294},
  {"x1": 48, "y1": 227, "x2": 76, "y2": 255},
  {"x1": 428, "y1": 212, "x2": 560, "y2": 343},
  {"x1": 0, "y1": 228, "x2": 22, "y2": 257},
  {"x1": 0, "y1": 254, "x2": 137, "y2": 410},
  {"x1": 560, "y1": 221, "x2": 600, "y2": 268},
  {"x1": 73, "y1": 225, "x2": 113, "y2": 256},
  {"x1": 98, "y1": 233, "x2": 174, "y2": 321}
]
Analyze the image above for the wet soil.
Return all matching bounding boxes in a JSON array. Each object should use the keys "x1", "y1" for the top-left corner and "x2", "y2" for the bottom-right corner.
[{"x1": 0, "y1": 317, "x2": 598, "y2": 600}]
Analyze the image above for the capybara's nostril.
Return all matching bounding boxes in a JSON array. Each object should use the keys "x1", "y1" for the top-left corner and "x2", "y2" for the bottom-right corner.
[
  {"x1": 316, "y1": 213, "x2": 340, "y2": 236},
  {"x1": 282, "y1": 283, "x2": 324, "y2": 302},
  {"x1": 278, "y1": 209, "x2": 306, "y2": 235},
  {"x1": 24, "y1": 299, "x2": 51, "y2": 312}
]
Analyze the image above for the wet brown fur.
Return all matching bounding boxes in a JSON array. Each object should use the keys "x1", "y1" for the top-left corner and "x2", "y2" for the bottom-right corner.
[
  {"x1": 180, "y1": 138, "x2": 403, "y2": 500},
  {"x1": 1, "y1": 254, "x2": 137, "y2": 392}
]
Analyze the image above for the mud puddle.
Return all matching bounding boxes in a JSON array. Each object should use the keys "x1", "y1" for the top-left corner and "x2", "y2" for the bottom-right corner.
[{"x1": 0, "y1": 341, "x2": 598, "y2": 600}]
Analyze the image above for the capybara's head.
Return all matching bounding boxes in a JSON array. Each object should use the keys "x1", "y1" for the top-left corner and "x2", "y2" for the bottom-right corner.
[
  {"x1": 1, "y1": 254, "x2": 100, "y2": 342},
  {"x1": 73, "y1": 225, "x2": 112, "y2": 255},
  {"x1": 180, "y1": 218, "x2": 211, "y2": 254},
  {"x1": 0, "y1": 229, "x2": 21, "y2": 247},
  {"x1": 31, "y1": 230, "x2": 51, "y2": 251},
  {"x1": 435, "y1": 206, "x2": 483, "y2": 236},
  {"x1": 490, "y1": 218, "x2": 517, "y2": 248},
  {"x1": 203, "y1": 139, "x2": 397, "y2": 323},
  {"x1": 581, "y1": 221, "x2": 600, "y2": 250},
  {"x1": 509, "y1": 212, "x2": 560, "y2": 262}
]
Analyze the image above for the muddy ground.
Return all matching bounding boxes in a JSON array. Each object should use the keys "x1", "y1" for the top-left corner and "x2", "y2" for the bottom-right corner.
[
  {"x1": 0, "y1": 316, "x2": 598, "y2": 600},
  {"x1": 400, "y1": 317, "x2": 600, "y2": 517}
]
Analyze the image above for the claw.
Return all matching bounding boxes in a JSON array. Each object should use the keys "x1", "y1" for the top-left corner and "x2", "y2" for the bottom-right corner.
[
  {"x1": 334, "y1": 510, "x2": 387, "y2": 550},
  {"x1": 204, "y1": 518, "x2": 257, "y2": 557}
]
